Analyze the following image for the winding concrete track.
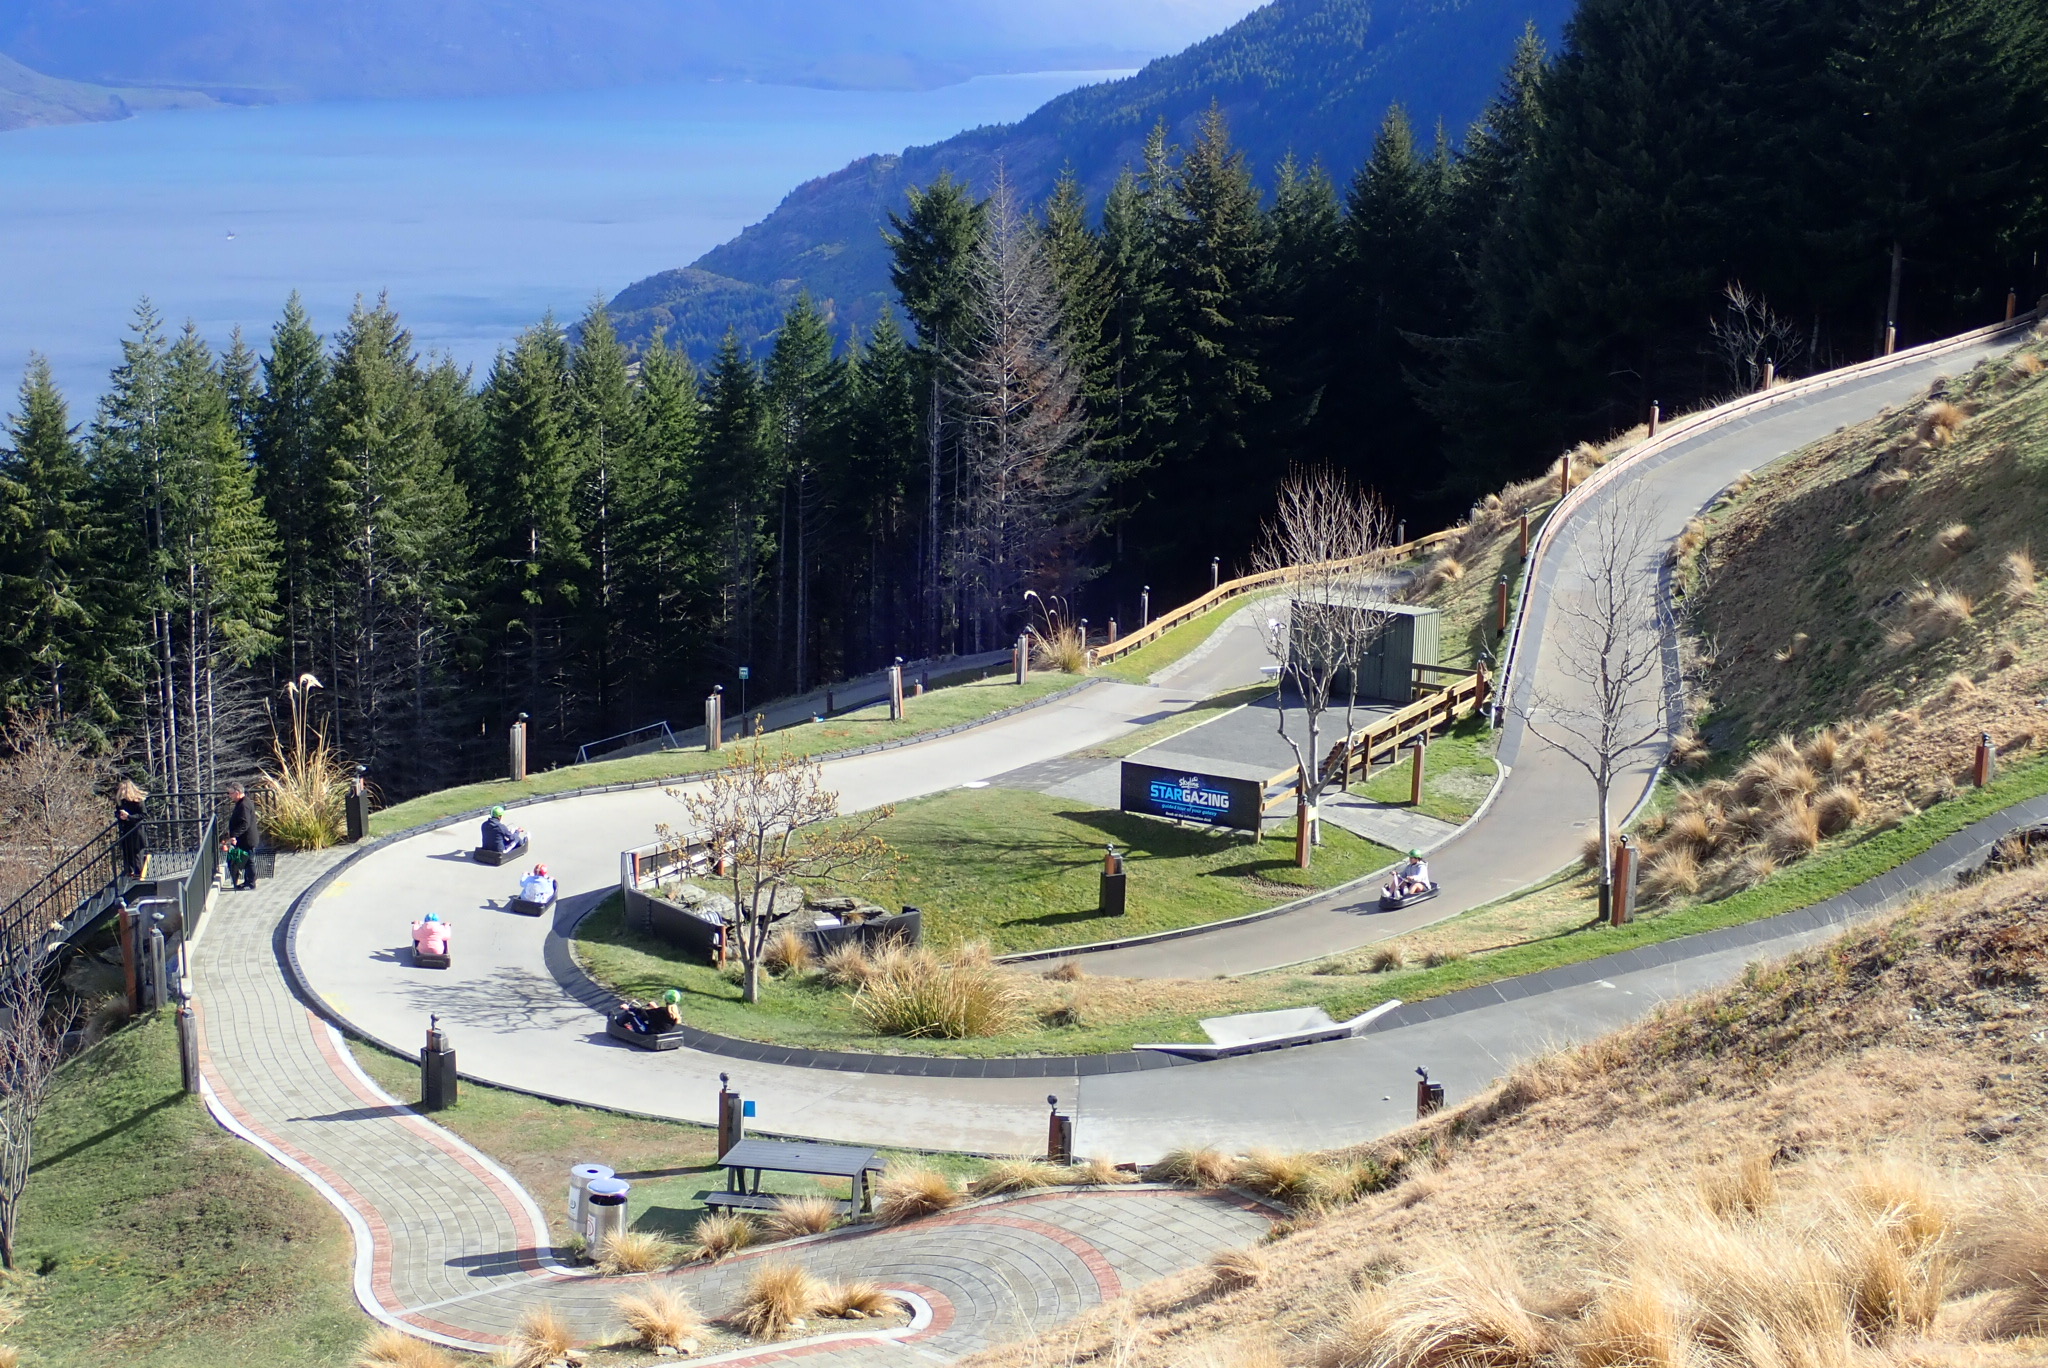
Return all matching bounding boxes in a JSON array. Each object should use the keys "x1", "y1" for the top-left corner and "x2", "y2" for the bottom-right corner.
[{"x1": 198, "y1": 317, "x2": 2041, "y2": 1350}]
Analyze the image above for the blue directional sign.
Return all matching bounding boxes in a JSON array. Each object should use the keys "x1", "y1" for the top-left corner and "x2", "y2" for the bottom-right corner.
[{"x1": 1119, "y1": 762, "x2": 1263, "y2": 831}]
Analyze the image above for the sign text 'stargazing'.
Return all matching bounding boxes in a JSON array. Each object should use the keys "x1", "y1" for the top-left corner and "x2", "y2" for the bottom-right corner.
[{"x1": 1118, "y1": 762, "x2": 1262, "y2": 831}]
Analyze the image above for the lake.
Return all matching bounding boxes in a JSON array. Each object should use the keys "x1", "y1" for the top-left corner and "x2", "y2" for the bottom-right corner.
[{"x1": 0, "y1": 71, "x2": 1120, "y2": 401}]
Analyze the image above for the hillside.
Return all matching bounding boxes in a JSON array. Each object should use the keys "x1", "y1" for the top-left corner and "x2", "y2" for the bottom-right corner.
[
  {"x1": 0, "y1": 52, "x2": 217, "y2": 131},
  {"x1": 612, "y1": 0, "x2": 1574, "y2": 358},
  {"x1": 0, "y1": 0, "x2": 1256, "y2": 103},
  {"x1": 960, "y1": 856, "x2": 2048, "y2": 1368}
]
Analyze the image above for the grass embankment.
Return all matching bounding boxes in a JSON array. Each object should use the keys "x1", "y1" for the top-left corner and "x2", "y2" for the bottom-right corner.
[
  {"x1": 960, "y1": 860, "x2": 2048, "y2": 1368},
  {"x1": 1349, "y1": 713, "x2": 1498, "y2": 824},
  {"x1": 369, "y1": 672, "x2": 1084, "y2": 835},
  {"x1": 7, "y1": 1015, "x2": 362, "y2": 1367},
  {"x1": 345, "y1": 1042, "x2": 989, "y2": 1241}
]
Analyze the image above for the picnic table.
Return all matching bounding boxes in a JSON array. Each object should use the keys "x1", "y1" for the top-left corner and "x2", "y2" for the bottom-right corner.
[{"x1": 711, "y1": 1138, "x2": 886, "y2": 1216}]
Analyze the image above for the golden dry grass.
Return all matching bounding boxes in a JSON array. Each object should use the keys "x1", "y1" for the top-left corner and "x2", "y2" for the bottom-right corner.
[
  {"x1": 1074, "y1": 1155, "x2": 1139, "y2": 1186},
  {"x1": 355, "y1": 1330, "x2": 460, "y2": 1368},
  {"x1": 764, "y1": 927, "x2": 814, "y2": 975},
  {"x1": 1921, "y1": 400, "x2": 1968, "y2": 444},
  {"x1": 2001, "y1": 549, "x2": 2036, "y2": 601},
  {"x1": 1146, "y1": 1147, "x2": 1238, "y2": 1189},
  {"x1": 853, "y1": 945, "x2": 1021, "y2": 1038},
  {"x1": 819, "y1": 1280, "x2": 901, "y2": 1318},
  {"x1": 762, "y1": 1195, "x2": 842, "y2": 1239},
  {"x1": 1209, "y1": 1246, "x2": 1271, "y2": 1290},
  {"x1": 597, "y1": 1229, "x2": 681, "y2": 1274},
  {"x1": 1046, "y1": 959, "x2": 1087, "y2": 982},
  {"x1": 614, "y1": 1287, "x2": 705, "y2": 1350},
  {"x1": 970, "y1": 1160, "x2": 1068, "y2": 1197},
  {"x1": 500, "y1": 1305, "x2": 573, "y2": 1368},
  {"x1": 1232, "y1": 1150, "x2": 1326, "y2": 1206},
  {"x1": 952, "y1": 862, "x2": 2048, "y2": 1368},
  {"x1": 731, "y1": 1263, "x2": 825, "y2": 1339},
  {"x1": 688, "y1": 1212, "x2": 757, "y2": 1261},
  {"x1": 875, "y1": 1165, "x2": 963, "y2": 1224}
]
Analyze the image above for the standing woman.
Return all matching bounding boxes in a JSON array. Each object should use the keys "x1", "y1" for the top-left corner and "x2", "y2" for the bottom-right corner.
[{"x1": 114, "y1": 780, "x2": 149, "y2": 879}]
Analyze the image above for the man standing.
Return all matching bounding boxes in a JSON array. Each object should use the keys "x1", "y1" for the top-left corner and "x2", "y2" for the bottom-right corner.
[{"x1": 226, "y1": 783, "x2": 260, "y2": 890}]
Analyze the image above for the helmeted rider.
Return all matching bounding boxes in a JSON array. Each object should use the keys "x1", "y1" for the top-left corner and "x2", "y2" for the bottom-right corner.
[
  {"x1": 412, "y1": 910, "x2": 451, "y2": 956},
  {"x1": 481, "y1": 805, "x2": 524, "y2": 852},
  {"x1": 1395, "y1": 849, "x2": 1431, "y2": 896},
  {"x1": 519, "y1": 863, "x2": 556, "y2": 904}
]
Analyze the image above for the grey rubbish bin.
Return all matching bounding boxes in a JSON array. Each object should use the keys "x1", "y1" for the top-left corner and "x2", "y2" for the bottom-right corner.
[
  {"x1": 583, "y1": 1177, "x2": 630, "y2": 1251},
  {"x1": 569, "y1": 1163, "x2": 614, "y2": 1228}
]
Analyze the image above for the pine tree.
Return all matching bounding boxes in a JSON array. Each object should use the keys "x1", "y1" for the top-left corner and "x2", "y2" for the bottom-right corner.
[
  {"x1": 763, "y1": 293, "x2": 839, "y2": 690},
  {"x1": 1265, "y1": 154, "x2": 1346, "y2": 463},
  {"x1": 698, "y1": 332, "x2": 771, "y2": 683},
  {"x1": 833, "y1": 312, "x2": 923, "y2": 668},
  {"x1": 567, "y1": 301, "x2": 645, "y2": 726},
  {"x1": 620, "y1": 333, "x2": 706, "y2": 688},
  {"x1": 321, "y1": 297, "x2": 468, "y2": 788},
  {"x1": 253, "y1": 293, "x2": 333, "y2": 685},
  {"x1": 1096, "y1": 158, "x2": 1177, "y2": 564},
  {"x1": 0, "y1": 358, "x2": 128, "y2": 734}
]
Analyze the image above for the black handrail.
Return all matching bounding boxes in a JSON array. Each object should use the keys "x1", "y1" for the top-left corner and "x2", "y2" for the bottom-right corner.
[{"x1": 0, "y1": 801, "x2": 218, "y2": 965}]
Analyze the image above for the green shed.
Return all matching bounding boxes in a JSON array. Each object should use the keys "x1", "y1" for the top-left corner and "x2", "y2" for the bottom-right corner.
[{"x1": 1287, "y1": 599, "x2": 1440, "y2": 702}]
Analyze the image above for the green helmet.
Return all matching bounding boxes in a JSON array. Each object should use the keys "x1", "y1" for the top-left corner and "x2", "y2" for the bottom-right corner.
[
  {"x1": 1408, "y1": 849, "x2": 1423, "y2": 859},
  {"x1": 490, "y1": 806, "x2": 506, "y2": 819},
  {"x1": 662, "y1": 989, "x2": 682, "y2": 1006}
]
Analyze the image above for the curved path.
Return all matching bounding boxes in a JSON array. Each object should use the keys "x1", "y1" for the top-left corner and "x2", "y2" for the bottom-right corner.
[{"x1": 199, "y1": 318, "x2": 2039, "y2": 1348}]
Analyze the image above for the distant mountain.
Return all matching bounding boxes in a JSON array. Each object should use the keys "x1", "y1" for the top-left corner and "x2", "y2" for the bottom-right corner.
[
  {"x1": 0, "y1": 1, "x2": 1262, "y2": 100},
  {"x1": 613, "y1": 0, "x2": 1573, "y2": 360},
  {"x1": 0, "y1": 52, "x2": 219, "y2": 130}
]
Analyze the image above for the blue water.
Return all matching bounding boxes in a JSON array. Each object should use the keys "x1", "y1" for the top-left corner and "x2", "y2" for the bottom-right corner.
[{"x1": 0, "y1": 72, "x2": 1121, "y2": 401}]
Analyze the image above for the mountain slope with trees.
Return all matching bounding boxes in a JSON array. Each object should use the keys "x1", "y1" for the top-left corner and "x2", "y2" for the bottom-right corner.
[{"x1": 614, "y1": 0, "x2": 1577, "y2": 358}]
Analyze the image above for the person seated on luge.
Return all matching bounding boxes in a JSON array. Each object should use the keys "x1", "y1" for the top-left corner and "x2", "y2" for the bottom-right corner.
[
  {"x1": 1395, "y1": 849, "x2": 1431, "y2": 896},
  {"x1": 412, "y1": 912, "x2": 451, "y2": 957},
  {"x1": 519, "y1": 863, "x2": 556, "y2": 904},
  {"x1": 619, "y1": 988, "x2": 683, "y2": 1034},
  {"x1": 481, "y1": 806, "x2": 525, "y2": 852}
]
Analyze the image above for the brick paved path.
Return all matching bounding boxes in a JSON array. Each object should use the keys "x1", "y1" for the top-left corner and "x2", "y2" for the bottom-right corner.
[{"x1": 191, "y1": 852, "x2": 1274, "y2": 1357}]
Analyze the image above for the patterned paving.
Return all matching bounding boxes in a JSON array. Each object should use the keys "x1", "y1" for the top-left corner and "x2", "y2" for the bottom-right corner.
[{"x1": 190, "y1": 852, "x2": 1274, "y2": 1356}]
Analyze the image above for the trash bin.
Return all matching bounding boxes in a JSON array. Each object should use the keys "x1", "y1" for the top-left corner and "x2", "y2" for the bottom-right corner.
[
  {"x1": 583, "y1": 1177, "x2": 630, "y2": 1251},
  {"x1": 569, "y1": 1163, "x2": 614, "y2": 1227}
]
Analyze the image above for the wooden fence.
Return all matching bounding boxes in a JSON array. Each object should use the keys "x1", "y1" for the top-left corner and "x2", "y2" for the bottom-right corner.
[
  {"x1": 1087, "y1": 526, "x2": 1463, "y2": 668},
  {"x1": 1257, "y1": 664, "x2": 1491, "y2": 814}
]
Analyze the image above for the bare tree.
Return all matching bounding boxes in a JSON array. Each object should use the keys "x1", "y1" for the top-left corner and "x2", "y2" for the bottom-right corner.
[
  {"x1": 1515, "y1": 484, "x2": 1667, "y2": 920},
  {"x1": 661, "y1": 744, "x2": 894, "y2": 1004},
  {"x1": 946, "y1": 166, "x2": 1093, "y2": 649},
  {"x1": 0, "y1": 966, "x2": 62, "y2": 1269},
  {"x1": 0, "y1": 711, "x2": 120, "y2": 908},
  {"x1": 1254, "y1": 468, "x2": 1397, "y2": 868},
  {"x1": 1709, "y1": 282, "x2": 1816, "y2": 393}
]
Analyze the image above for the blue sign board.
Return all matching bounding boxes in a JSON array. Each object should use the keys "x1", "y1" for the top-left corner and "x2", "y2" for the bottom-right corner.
[{"x1": 1119, "y1": 761, "x2": 1263, "y2": 831}]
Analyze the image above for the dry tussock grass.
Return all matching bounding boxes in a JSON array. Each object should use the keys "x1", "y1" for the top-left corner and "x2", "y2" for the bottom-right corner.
[
  {"x1": 1046, "y1": 959, "x2": 1087, "y2": 982},
  {"x1": 500, "y1": 1305, "x2": 573, "y2": 1368},
  {"x1": 2013, "y1": 352, "x2": 2045, "y2": 379},
  {"x1": 852, "y1": 944, "x2": 1021, "y2": 1038},
  {"x1": 1074, "y1": 1155, "x2": 1139, "y2": 1186},
  {"x1": 614, "y1": 1287, "x2": 705, "y2": 1350},
  {"x1": 763, "y1": 927, "x2": 814, "y2": 975},
  {"x1": 1210, "y1": 1246, "x2": 1271, "y2": 1290},
  {"x1": 971, "y1": 1160, "x2": 1068, "y2": 1197},
  {"x1": 2001, "y1": 549, "x2": 2036, "y2": 601},
  {"x1": 1146, "y1": 1147, "x2": 1237, "y2": 1189},
  {"x1": 731, "y1": 1263, "x2": 824, "y2": 1339},
  {"x1": 763, "y1": 1195, "x2": 842, "y2": 1239},
  {"x1": 1936, "y1": 521, "x2": 1978, "y2": 559},
  {"x1": 355, "y1": 1331, "x2": 460, "y2": 1368},
  {"x1": 1870, "y1": 466, "x2": 1916, "y2": 500},
  {"x1": 597, "y1": 1229, "x2": 681, "y2": 1274},
  {"x1": 1920, "y1": 400, "x2": 1968, "y2": 444},
  {"x1": 819, "y1": 1279, "x2": 900, "y2": 1318},
  {"x1": 688, "y1": 1212, "x2": 756, "y2": 1261},
  {"x1": 818, "y1": 942, "x2": 875, "y2": 987},
  {"x1": 875, "y1": 1166, "x2": 962, "y2": 1224},
  {"x1": 1233, "y1": 1150, "x2": 1327, "y2": 1206}
]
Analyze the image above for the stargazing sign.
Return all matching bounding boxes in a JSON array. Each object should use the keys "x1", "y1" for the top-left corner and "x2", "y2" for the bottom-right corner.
[{"x1": 1119, "y1": 762, "x2": 1263, "y2": 831}]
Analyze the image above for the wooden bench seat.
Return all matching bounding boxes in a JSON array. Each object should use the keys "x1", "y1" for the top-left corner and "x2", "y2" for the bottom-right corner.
[{"x1": 702, "y1": 1191, "x2": 854, "y2": 1215}]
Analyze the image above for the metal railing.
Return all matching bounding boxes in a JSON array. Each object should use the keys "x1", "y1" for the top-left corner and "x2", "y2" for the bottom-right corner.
[
  {"x1": 576, "y1": 721, "x2": 678, "y2": 765},
  {"x1": 0, "y1": 799, "x2": 218, "y2": 966}
]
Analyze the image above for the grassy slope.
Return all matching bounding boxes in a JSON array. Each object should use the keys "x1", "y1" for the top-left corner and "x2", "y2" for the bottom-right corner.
[
  {"x1": 956, "y1": 860, "x2": 2048, "y2": 1368},
  {"x1": 1093, "y1": 594, "x2": 1275, "y2": 683},
  {"x1": 8, "y1": 1015, "x2": 363, "y2": 1367},
  {"x1": 346, "y1": 1041, "x2": 991, "y2": 1237},
  {"x1": 1350, "y1": 712, "x2": 1498, "y2": 823}
]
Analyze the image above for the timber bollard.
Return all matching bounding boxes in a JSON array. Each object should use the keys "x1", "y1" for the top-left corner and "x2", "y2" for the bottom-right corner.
[
  {"x1": 177, "y1": 1004, "x2": 200, "y2": 1094},
  {"x1": 421, "y1": 1014, "x2": 458, "y2": 1111},
  {"x1": 1762, "y1": 358, "x2": 1776, "y2": 389},
  {"x1": 1518, "y1": 512, "x2": 1529, "y2": 561},
  {"x1": 1100, "y1": 844, "x2": 1127, "y2": 916},
  {"x1": 1140, "y1": 587, "x2": 1150, "y2": 628},
  {"x1": 1612, "y1": 835, "x2": 1637, "y2": 926},
  {"x1": 1210, "y1": 557, "x2": 1219, "y2": 592},
  {"x1": 716, "y1": 1072, "x2": 746, "y2": 1158},
  {"x1": 2008, "y1": 289, "x2": 2018, "y2": 323},
  {"x1": 1975, "y1": 731, "x2": 1996, "y2": 788},
  {"x1": 1409, "y1": 741, "x2": 1426, "y2": 807},
  {"x1": 509, "y1": 712, "x2": 529, "y2": 783},
  {"x1": 1415, "y1": 1067, "x2": 1445, "y2": 1118},
  {"x1": 1107, "y1": 617, "x2": 1117, "y2": 645},
  {"x1": 1648, "y1": 400, "x2": 1660, "y2": 437},
  {"x1": 705, "y1": 687, "x2": 723, "y2": 751},
  {"x1": 888, "y1": 662, "x2": 905, "y2": 720},
  {"x1": 1015, "y1": 634, "x2": 1030, "y2": 686},
  {"x1": 1046, "y1": 1095, "x2": 1073, "y2": 1165},
  {"x1": 1496, "y1": 576, "x2": 1509, "y2": 632}
]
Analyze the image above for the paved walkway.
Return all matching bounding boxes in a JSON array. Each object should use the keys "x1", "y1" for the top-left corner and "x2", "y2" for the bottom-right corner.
[{"x1": 195, "y1": 851, "x2": 1274, "y2": 1353}]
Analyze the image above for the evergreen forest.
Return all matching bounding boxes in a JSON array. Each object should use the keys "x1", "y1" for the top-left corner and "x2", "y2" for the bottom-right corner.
[{"x1": 2, "y1": 0, "x2": 2044, "y2": 800}]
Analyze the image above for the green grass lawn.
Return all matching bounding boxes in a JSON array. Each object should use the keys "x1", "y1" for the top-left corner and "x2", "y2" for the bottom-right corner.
[
  {"x1": 347, "y1": 1040, "x2": 991, "y2": 1232},
  {"x1": 8, "y1": 1015, "x2": 364, "y2": 1367},
  {"x1": 369, "y1": 671, "x2": 1085, "y2": 835},
  {"x1": 1351, "y1": 713, "x2": 1499, "y2": 823},
  {"x1": 832, "y1": 786, "x2": 1395, "y2": 955},
  {"x1": 1071, "y1": 682, "x2": 1270, "y2": 760}
]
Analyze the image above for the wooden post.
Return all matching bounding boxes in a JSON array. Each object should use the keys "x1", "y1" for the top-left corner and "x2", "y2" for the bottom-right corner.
[
  {"x1": 1396, "y1": 520, "x2": 1406, "y2": 546},
  {"x1": 1294, "y1": 780, "x2": 1311, "y2": 869},
  {"x1": 1974, "y1": 731, "x2": 1996, "y2": 787},
  {"x1": 1762, "y1": 359, "x2": 1775, "y2": 389},
  {"x1": 1611, "y1": 836, "x2": 1635, "y2": 926},
  {"x1": 1107, "y1": 617, "x2": 1118, "y2": 645},
  {"x1": 1496, "y1": 577, "x2": 1509, "y2": 633},
  {"x1": 888, "y1": 664, "x2": 904, "y2": 720},
  {"x1": 1884, "y1": 323, "x2": 1897, "y2": 357},
  {"x1": 1559, "y1": 460, "x2": 1570, "y2": 500},
  {"x1": 1409, "y1": 741, "x2": 1426, "y2": 806},
  {"x1": 120, "y1": 901, "x2": 140, "y2": 1015},
  {"x1": 508, "y1": 713, "x2": 528, "y2": 782},
  {"x1": 1210, "y1": 557, "x2": 1220, "y2": 592},
  {"x1": 1015, "y1": 634, "x2": 1029, "y2": 686},
  {"x1": 1474, "y1": 662, "x2": 1490, "y2": 712},
  {"x1": 1648, "y1": 400, "x2": 1660, "y2": 437},
  {"x1": 705, "y1": 690, "x2": 723, "y2": 751},
  {"x1": 1518, "y1": 512, "x2": 1529, "y2": 561},
  {"x1": 2007, "y1": 289, "x2": 2018, "y2": 323}
]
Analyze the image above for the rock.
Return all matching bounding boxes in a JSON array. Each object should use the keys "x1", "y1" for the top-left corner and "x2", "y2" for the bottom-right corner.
[
  {"x1": 790, "y1": 1318, "x2": 807, "y2": 1330},
  {"x1": 676, "y1": 1340, "x2": 698, "y2": 1354},
  {"x1": 807, "y1": 895, "x2": 859, "y2": 914},
  {"x1": 655, "y1": 1348, "x2": 679, "y2": 1358}
]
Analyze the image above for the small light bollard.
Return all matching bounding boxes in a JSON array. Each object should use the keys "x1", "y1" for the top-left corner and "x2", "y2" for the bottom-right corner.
[
  {"x1": 1611, "y1": 834, "x2": 1638, "y2": 926},
  {"x1": 421, "y1": 1013, "x2": 458, "y2": 1111},
  {"x1": 1015, "y1": 633, "x2": 1030, "y2": 686},
  {"x1": 1046, "y1": 1094, "x2": 1073, "y2": 1165},
  {"x1": 509, "y1": 712, "x2": 529, "y2": 783},
  {"x1": 1496, "y1": 576, "x2": 1509, "y2": 633},
  {"x1": 716, "y1": 1071, "x2": 747, "y2": 1159},
  {"x1": 1210, "y1": 556, "x2": 1220, "y2": 593},
  {"x1": 1974, "y1": 731, "x2": 1996, "y2": 788},
  {"x1": 1100, "y1": 843, "x2": 1127, "y2": 916},
  {"x1": 706, "y1": 685, "x2": 723, "y2": 752},
  {"x1": 345, "y1": 764, "x2": 370, "y2": 842},
  {"x1": 1518, "y1": 512, "x2": 1529, "y2": 561},
  {"x1": 1140, "y1": 586, "x2": 1150, "y2": 629},
  {"x1": 888, "y1": 659, "x2": 905, "y2": 720},
  {"x1": 1415, "y1": 1066, "x2": 1445, "y2": 1119},
  {"x1": 1409, "y1": 740, "x2": 1427, "y2": 807},
  {"x1": 1648, "y1": 400, "x2": 1660, "y2": 438}
]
